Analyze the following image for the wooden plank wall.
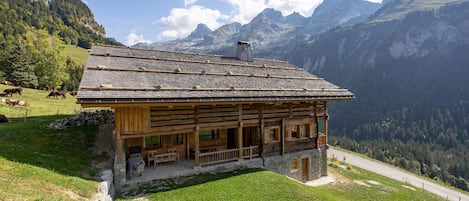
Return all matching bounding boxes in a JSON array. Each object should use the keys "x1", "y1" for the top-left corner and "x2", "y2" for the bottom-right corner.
[
  {"x1": 117, "y1": 101, "x2": 328, "y2": 158},
  {"x1": 115, "y1": 107, "x2": 149, "y2": 132}
]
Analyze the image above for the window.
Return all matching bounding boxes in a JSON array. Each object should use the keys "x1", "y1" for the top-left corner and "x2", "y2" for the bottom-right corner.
[
  {"x1": 291, "y1": 160, "x2": 298, "y2": 172},
  {"x1": 143, "y1": 136, "x2": 160, "y2": 148},
  {"x1": 300, "y1": 124, "x2": 307, "y2": 138},
  {"x1": 199, "y1": 130, "x2": 219, "y2": 141},
  {"x1": 318, "y1": 117, "x2": 325, "y2": 135},
  {"x1": 265, "y1": 127, "x2": 280, "y2": 143},
  {"x1": 291, "y1": 125, "x2": 298, "y2": 138},
  {"x1": 270, "y1": 127, "x2": 279, "y2": 141},
  {"x1": 173, "y1": 134, "x2": 183, "y2": 145}
]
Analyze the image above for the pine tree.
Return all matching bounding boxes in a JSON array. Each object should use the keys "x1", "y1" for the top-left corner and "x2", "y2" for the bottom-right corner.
[{"x1": 7, "y1": 43, "x2": 38, "y2": 87}]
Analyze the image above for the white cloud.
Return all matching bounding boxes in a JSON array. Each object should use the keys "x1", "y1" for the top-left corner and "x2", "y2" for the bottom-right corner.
[
  {"x1": 154, "y1": 5, "x2": 227, "y2": 40},
  {"x1": 224, "y1": 0, "x2": 267, "y2": 24},
  {"x1": 184, "y1": 0, "x2": 198, "y2": 6},
  {"x1": 125, "y1": 30, "x2": 152, "y2": 46},
  {"x1": 267, "y1": 0, "x2": 323, "y2": 17},
  {"x1": 366, "y1": 0, "x2": 383, "y2": 3},
  {"x1": 81, "y1": 0, "x2": 88, "y2": 5},
  {"x1": 225, "y1": 0, "x2": 323, "y2": 24}
]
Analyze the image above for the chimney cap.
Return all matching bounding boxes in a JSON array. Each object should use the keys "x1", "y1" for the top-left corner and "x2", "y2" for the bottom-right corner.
[
  {"x1": 237, "y1": 41, "x2": 250, "y2": 45},
  {"x1": 236, "y1": 41, "x2": 253, "y2": 62}
]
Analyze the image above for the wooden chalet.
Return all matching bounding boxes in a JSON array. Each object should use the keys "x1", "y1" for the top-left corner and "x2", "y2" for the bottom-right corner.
[{"x1": 77, "y1": 43, "x2": 354, "y2": 189}]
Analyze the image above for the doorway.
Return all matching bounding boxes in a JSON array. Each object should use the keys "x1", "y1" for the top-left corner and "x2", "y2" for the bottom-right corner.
[
  {"x1": 301, "y1": 158, "x2": 309, "y2": 180},
  {"x1": 227, "y1": 128, "x2": 236, "y2": 149}
]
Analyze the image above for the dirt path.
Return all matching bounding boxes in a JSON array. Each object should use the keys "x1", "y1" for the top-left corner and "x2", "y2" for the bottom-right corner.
[{"x1": 328, "y1": 148, "x2": 469, "y2": 201}]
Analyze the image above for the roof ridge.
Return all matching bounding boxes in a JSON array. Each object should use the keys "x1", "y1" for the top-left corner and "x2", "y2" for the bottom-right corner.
[
  {"x1": 87, "y1": 66, "x2": 320, "y2": 81},
  {"x1": 94, "y1": 44, "x2": 224, "y2": 58},
  {"x1": 90, "y1": 53, "x2": 303, "y2": 71},
  {"x1": 80, "y1": 85, "x2": 347, "y2": 92}
]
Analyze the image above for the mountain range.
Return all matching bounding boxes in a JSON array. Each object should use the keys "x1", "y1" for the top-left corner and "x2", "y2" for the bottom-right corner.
[
  {"x1": 135, "y1": 0, "x2": 469, "y2": 191},
  {"x1": 133, "y1": 0, "x2": 381, "y2": 58}
]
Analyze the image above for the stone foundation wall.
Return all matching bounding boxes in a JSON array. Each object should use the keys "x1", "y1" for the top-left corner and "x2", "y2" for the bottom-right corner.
[{"x1": 263, "y1": 149, "x2": 322, "y2": 181}]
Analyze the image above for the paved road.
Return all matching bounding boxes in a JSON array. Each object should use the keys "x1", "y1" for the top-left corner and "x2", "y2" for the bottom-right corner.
[{"x1": 328, "y1": 148, "x2": 469, "y2": 201}]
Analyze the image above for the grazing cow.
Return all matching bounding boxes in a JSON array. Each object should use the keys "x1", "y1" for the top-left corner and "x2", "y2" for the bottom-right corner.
[
  {"x1": 3, "y1": 87, "x2": 23, "y2": 97},
  {"x1": 69, "y1": 91, "x2": 77, "y2": 96},
  {"x1": 47, "y1": 90, "x2": 66, "y2": 99},
  {"x1": 0, "y1": 114, "x2": 8, "y2": 123},
  {"x1": 0, "y1": 93, "x2": 7, "y2": 97},
  {"x1": 0, "y1": 80, "x2": 12, "y2": 85},
  {"x1": 1, "y1": 98, "x2": 28, "y2": 107}
]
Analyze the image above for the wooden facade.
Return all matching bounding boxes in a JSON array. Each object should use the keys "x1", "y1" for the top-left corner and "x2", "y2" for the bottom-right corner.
[
  {"x1": 109, "y1": 101, "x2": 329, "y2": 167},
  {"x1": 77, "y1": 45, "x2": 354, "y2": 184}
]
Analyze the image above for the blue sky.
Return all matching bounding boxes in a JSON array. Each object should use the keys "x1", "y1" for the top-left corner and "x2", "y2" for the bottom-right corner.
[{"x1": 84, "y1": 0, "x2": 382, "y2": 46}]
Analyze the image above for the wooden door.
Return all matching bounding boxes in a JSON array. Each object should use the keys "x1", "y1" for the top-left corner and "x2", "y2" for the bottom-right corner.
[{"x1": 301, "y1": 158, "x2": 309, "y2": 180}]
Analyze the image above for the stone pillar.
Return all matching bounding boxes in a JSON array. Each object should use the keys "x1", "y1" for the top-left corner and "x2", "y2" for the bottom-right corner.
[
  {"x1": 114, "y1": 139, "x2": 126, "y2": 193},
  {"x1": 320, "y1": 147, "x2": 328, "y2": 177}
]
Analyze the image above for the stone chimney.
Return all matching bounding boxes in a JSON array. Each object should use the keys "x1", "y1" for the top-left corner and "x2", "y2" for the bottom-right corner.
[{"x1": 236, "y1": 41, "x2": 253, "y2": 62}]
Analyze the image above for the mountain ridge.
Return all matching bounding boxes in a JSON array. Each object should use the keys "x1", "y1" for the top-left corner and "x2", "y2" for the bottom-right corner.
[{"x1": 133, "y1": 0, "x2": 381, "y2": 55}]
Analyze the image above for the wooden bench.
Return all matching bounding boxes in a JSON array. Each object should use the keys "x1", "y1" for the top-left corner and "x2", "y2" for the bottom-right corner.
[{"x1": 154, "y1": 152, "x2": 177, "y2": 166}]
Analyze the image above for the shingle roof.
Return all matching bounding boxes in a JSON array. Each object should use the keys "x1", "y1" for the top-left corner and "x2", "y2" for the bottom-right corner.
[{"x1": 77, "y1": 45, "x2": 354, "y2": 104}]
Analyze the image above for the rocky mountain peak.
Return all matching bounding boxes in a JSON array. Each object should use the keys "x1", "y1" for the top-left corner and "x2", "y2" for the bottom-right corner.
[{"x1": 188, "y1": 23, "x2": 212, "y2": 39}]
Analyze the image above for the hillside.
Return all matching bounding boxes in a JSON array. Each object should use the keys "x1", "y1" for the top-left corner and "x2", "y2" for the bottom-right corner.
[
  {"x1": 290, "y1": 0, "x2": 469, "y2": 191},
  {"x1": 0, "y1": 0, "x2": 118, "y2": 90},
  {"x1": 118, "y1": 166, "x2": 444, "y2": 200},
  {"x1": 0, "y1": 85, "x2": 100, "y2": 200},
  {"x1": 0, "y1": 86, "x2": 445, "y2": 200},
  {"x1": 0, "y1": 0, "x2": 121, "y2": 48}
]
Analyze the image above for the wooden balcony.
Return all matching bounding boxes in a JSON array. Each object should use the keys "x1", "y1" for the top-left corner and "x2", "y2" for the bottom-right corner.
[
  {"x1": 199, "y1": 146, "x2": 259, "y2": 166},
  {"x1": 242, "y1": 146, "x2": 259, "y2": 159}
]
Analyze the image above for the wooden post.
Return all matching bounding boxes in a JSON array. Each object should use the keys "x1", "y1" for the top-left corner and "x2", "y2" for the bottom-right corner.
[
  {"x1": 116, "y1": 137, "x2": 123, "y2": 163},
  {"x1": 194, "y1": 128, "x2": 200, "y2": 167},
  {"x1": 238, "y1": 104, "x2": 243, "y2": 160},
  {"x1": 281, "y1": 118, "x2": 285, "y2": 155},
  {"x1": 194, "y1": 106, "x2": 200, "y2": 168},
  {"x1": 314, "y1": 102, "x2": 320, "y2": 149},
  {"x1": 259, "y1": 105, "x2": 264, "y2": 157},
  {"x1": 185, "y1": 133, "x2": 189, "y2": 159}
]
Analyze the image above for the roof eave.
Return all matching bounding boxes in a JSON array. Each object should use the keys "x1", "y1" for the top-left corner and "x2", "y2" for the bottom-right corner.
[{"x1": 77, "y1": 95, "x2": 355, "y2": 107}]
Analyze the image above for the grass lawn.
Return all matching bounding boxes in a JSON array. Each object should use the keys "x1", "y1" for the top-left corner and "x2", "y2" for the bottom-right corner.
[
  {"x1": 63, "y1": 45, "x2": 90, "y2": 65},
  {"x1": 0, "y1": 86, "x2": 101, "y2": 200},
  {"x1": 0, "y1": 116, "x2": 99, "y2": 200},
  {"x1": 0, "y1": 84, "x2": 82, "y2": 118},
  {"x1": 118, "y1": 165, "x2": 444, "y2": 201}
]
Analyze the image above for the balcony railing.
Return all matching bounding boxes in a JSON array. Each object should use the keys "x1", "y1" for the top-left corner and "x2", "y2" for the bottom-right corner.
[
  {"x1": 242, "y1": 146, "x2": 259, "y2": 159},
  {"x1": 198, "y1": 146, "x2": 260, "y2": 166},
  {"x1": 199, "y1": 149, "x2": 239, "y2": 166}
]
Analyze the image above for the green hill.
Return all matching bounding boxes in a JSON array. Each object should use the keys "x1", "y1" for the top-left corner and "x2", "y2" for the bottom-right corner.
[
  {"x1": 0, "y1": 86, "x2": 444, "y2": 200},
  {"x1": 64, "y1": 45, "x2": 90, "y2": 66}
]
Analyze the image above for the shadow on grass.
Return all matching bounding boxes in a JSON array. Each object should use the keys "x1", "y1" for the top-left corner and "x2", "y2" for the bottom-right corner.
[
  {"x1": 0, "y1": 115, "x2": 100, "y2": 180},
  {"x1": 119, "y1": 168, "x2": 265, "y2": 198}
]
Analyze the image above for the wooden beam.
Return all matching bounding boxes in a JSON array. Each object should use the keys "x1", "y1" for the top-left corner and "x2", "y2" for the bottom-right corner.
[
  {"x1": 194, "y1": 106, "x2": 200, "y2": 168},
  {"x1": 116, "y1": 139, "x2": 123, "y2": 163},
  {"x1": 281, "y1": 118, "x2": 285, "y2": 155},
  {"x1": 114, "y1": 108, "x2": 121, "y2": 140},
  {"x1": 259, "y1": 105, "x2": 264, "y2": 157},
  {"x1": 238, "y1": 104, "x2": 243, "y2": 160}
]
